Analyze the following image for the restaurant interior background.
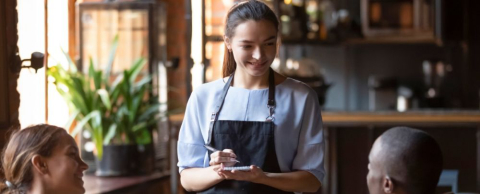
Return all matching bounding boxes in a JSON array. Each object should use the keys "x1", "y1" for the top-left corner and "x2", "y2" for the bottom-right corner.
[{"x1": 1, "y1": 0, "x2": 479, "y2": 193}]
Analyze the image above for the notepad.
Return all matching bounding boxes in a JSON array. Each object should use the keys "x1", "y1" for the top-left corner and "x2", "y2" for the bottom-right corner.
[{"x1": 223, "y1": 166, "x2": 251, "y2": 171}]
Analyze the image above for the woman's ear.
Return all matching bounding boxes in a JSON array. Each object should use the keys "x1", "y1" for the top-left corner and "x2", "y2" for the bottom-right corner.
[
  {"x1": 224, "y1": 36, "x2": 231, "y2": 51},
  {"x1": 383, "y1": 176, "x2": 394, "y2": 193},
  {"x1": 31, "y1": 155, "x2": 48, "y2": 175}
]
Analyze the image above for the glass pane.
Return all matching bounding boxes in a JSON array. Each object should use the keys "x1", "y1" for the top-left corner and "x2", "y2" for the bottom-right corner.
[
  {"x1": 203, "y1": 0, "x2": 274, "y2": 82},
  {"x1": 205, "y1": 0, "x2": 233, "y2": 36},
  {"x1": 47, "y1": 0, "x2": 70, "y2": 127},
  {"x1": 81, "y1": 8, "x2": 149, "y2": 76},
  {"x1": 17, "y1": 0, "x2": 46, "y2": 127},
  {"x1": 369, "y1": 1, "x2": 414, "y2": 29},
  {"x1": 205, "y1": 0, "x2": 276, "y2": 37},
  {"x1": 205, "y1": 41, "x2": 225, "y2": 82},
  {"x1": 17, "y1": 0, "x2": 72, "y2": 128}
]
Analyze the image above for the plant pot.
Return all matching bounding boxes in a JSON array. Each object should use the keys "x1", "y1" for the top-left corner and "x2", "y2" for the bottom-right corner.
[
  {"x1": 95, "y1": 144, "x2": 137, "y2": 176},
  {"x1": 136, "y1": 143, "x2": 155, "y2": 174},
  {"x1": 94, "y1": 143, "x2": 155, "y2": 176}
]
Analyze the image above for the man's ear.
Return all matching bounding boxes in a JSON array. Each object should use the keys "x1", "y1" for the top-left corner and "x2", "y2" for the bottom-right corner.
[
  {"x1": 224, "y1": 36, "x2": 231, "y2": 51},
  {"x1": 31, "y1": 155, "x2": 48, "y2": 175},
  {"x1": 383, "y1": 176, "x2": 394, "y2": 193}
]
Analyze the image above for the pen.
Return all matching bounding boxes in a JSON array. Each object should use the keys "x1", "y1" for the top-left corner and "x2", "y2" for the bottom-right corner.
[{"x1": 204, "y1": 145, "x2": 240, "y2": 163}]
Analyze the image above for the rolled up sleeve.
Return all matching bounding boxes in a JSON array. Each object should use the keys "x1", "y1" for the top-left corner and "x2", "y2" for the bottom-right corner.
[{"x1": 177, "y1": 92, "x2": 207, "y2": 173}]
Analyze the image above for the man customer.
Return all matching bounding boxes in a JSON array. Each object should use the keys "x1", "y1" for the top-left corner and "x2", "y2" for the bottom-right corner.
[{"x1": 367, "y1": 126, "x2": 443, "y2": 194}]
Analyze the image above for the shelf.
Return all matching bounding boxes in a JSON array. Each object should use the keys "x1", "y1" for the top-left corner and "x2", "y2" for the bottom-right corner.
[
  {"x1": 206, "y1": 35, "x2": 439, "y2": 46},
  {"x1": 281, "y1": 39, "x2": 340, "y2": 46},
  {"x1": 280, "y1": 36, "x2": 439, "y2": 46},
  {"x1": 205, "y1": 35, "x2": 224, "y2": 42},
  {"x1": 344, "y1": 36, "x2": 439, "y2": 45}
]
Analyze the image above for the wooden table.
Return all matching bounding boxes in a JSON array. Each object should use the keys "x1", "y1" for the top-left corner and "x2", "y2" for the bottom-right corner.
[{"x1": 84, "y1": 171, "x2": 170, "y2": 194}]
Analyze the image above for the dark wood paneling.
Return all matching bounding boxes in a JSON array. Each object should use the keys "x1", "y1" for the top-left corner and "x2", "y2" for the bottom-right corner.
[
  {"x1": 375, "y1": 126, "x2": 478, "y2": 192},
  {"x1": 466, "y1": 0, "x2": 480, "y2": 109},
  {"x1": 337, "y1": 127, "x2": 370, "y2": 194},
  {"x1": 0, "y1": 0, "x2": 9, "y2": 129},
  {"x1": 332, "y1": 126, "x2": 478, "y2": 194}
]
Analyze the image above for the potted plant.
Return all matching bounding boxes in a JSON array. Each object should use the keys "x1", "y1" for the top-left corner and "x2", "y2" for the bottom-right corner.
[{"x1": 48, "y1": 36, "x2": 160, "y2": 176}]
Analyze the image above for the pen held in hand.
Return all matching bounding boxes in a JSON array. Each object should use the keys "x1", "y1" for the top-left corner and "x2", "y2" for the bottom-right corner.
[{"x1": 204, "y1": 145, "x2": 240, "y2": 163}]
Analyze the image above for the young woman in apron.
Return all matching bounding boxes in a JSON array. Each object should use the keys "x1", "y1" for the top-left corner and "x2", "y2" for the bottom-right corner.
[{"x1": 177, "y1": 1, "x2": 325, "y2": 193}]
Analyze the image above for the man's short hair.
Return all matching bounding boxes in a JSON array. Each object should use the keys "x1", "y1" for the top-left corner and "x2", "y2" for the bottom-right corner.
[{"x1": 380, "y1": 127, "x2": 443, "y2": 194}]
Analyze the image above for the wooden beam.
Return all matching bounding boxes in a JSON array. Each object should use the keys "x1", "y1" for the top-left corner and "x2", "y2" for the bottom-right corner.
[
  {"x1": 322, "y1": 126, "x2": 329, "y2": 194},
  {"x1": 331, "y1": 128, "x2": 338, "y2": 194},
  {"x1": 68, "y1": 0, "x2": 77, "y2": 60},
  {"x1": 0, "y1": 0, "x2": 9, "y2": 129},
  {"x1": 477, "y1": 126, "x2": 480, "y2": 191},
  {"x1": 44, "y1": 0, "x2": 49, "y2": 123}
]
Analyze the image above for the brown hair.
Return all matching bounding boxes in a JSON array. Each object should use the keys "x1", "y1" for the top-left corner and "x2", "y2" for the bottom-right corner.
[
  {"x1": 0, "y1": 124, "x2": 66, "y2": 194},
  {"x1": 222, "y1": 0, "x2": 279, "y2": 77}
]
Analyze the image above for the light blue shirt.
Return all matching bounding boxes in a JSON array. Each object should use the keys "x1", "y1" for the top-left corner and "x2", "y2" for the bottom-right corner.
[{"x1": 177, "y1": 77, "x2": 325, "y2": 185}]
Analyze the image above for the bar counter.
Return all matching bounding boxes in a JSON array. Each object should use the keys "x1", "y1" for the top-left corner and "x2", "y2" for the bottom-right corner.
[
  {"x1": 318, "y1": 111, "x2": 480, "y2": 194},
  {"x1": 170, "y1": 110, "x2": 480, "y2": 125},
  {"x1": 322, "y1": 110, "x2": 480, "y2": 125}
]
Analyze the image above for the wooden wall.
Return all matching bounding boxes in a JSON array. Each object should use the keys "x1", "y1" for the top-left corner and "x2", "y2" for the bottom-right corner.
[
  {"x1": 327, "y1": 125, "x2": 478, "y2": 193},
  {"x1": 0, "y1": 0, "x2": 8, "y2": 130},
  {"x1": 0, "y1": 0, "x2": 21, "y2": 148}
]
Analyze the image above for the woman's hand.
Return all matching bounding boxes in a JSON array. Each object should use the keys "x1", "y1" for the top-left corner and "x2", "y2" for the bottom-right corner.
[
  {"x1": 218, "y1": 165, "x2": 267, "y2": 184},
  {"x1": 209, "y1": 149, "x2": 237, "y2": 167}
]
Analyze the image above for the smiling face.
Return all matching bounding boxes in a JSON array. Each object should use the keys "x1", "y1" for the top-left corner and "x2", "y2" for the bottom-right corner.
[
  {"x1": 225, "y1": 19, "x2": 278, "y2": 77},
  {"x1": 44, "y1": 132, "x2": 88, "y2": 194}
]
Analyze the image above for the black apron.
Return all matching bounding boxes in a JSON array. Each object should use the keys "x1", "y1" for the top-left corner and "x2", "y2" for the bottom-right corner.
[{"x1": 201, "y1": 68, "x2": 292, "y2": 194}]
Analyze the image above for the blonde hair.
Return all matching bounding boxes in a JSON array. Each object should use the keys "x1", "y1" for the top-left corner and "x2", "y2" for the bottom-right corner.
[{"x1": 0, "y1": 124, "x2": 66, "y2": 194}]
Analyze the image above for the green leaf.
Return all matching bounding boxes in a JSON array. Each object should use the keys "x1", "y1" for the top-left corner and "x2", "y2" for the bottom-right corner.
[
  {"x1": 132, "y1": 122, "x2": 147, "y2": 132},
  {"x1": 104, "y1": 34, "x2": 119, "y2": 83},
  {"x1": 128, "y1": 85, "x2": 146, "y2": 123},
  {"x1": 103, "y1": 124, "x2": 117, "y2": 145},
  {"x1": 135, "y1": 130, "x2": 152, "y2": 145},
  {"x1": 109, "y1": 73, "x2": 124, "y2": 94},
  {"x1": 65, "y1": 110, "x2": 80, "y2": 133},
  {"x1": 65, "y1": 80, "x2": 90, "y2": 114},
  {"x1": 138, "y1": 103, "x2": 160, "y2": 122},
  {"x1": 71, "y1": 110, "x2": 101, "y2": 137},
  {"x1": 89, "y1": 59, "x2": 101, "y2": 90},
  {"x1": 128, "y1": 58, "x2": 146, "y2": 84},
  {"x1": 61, "y1": 47, "x2": 77, "y2": 73},
  {"x1": 94, "y1": 127, "x2": 104, "y2": 159},
  {"x1": 97, "y1": 89, "x2": 112, "y2": 110},
  {"x1": 120, "y1": 70, "x2": 132, "y2": 107},
  {"x1": 134, "y1": 76, "x2": 152, "y2": 91}
]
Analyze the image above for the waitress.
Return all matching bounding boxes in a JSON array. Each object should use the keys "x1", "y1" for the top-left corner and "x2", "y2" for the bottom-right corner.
[{"x1": 177, "y1": 0, "x2": 324, "y2": 193}]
